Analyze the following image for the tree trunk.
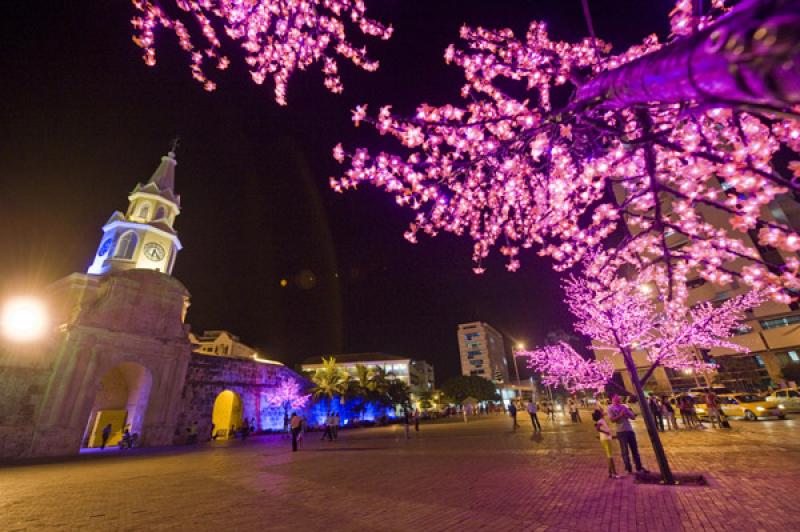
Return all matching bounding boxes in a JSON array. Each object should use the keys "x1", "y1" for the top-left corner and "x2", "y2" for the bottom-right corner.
[
  {"x1": 621, "y1": 349, "x2": 675, "y2": 484},
  {"x1": 575, "y1": 0, "x2": 800, "y2": 110}
]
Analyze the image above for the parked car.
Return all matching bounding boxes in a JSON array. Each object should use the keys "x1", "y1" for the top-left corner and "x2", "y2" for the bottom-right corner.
[
  {"x1": 698, "y1": 394, "x2": 786, "y2": 421},
  {"x1": 764, "y1": 388, "x2": 800, "y2": 413}
]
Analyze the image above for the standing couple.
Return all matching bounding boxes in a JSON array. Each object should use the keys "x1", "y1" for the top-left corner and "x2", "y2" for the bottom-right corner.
[{"x1": 593, "y1": 395, "x2": 647, "y2": 478}]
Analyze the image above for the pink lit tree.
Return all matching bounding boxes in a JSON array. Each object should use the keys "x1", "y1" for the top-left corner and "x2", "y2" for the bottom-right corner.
[
  {"x1": 130, "y1": 0, "x2": 392, "y2": 105},
  {"x1": 265, "y1": 377, "x2": 311, "y2": 419},
  {"x1": 519, "y1": 268, "x2": 765, "y2": 483},
  {"x1": 332, "y1": 0, "x2": 800, "y2": 301}
]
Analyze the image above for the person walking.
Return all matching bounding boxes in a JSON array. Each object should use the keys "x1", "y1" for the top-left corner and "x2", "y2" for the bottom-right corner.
[
  {"x1": 608, "y1": 395, "x2": 646, "y2": 475},
  {"x1": 545, "y1": 402, "x2": 556, "y2": 422},
  {"x1": 568, "y1": 399, "x2": 578, "y2": 423},
  {"x1": 332, "y1": 412, "x2": 340, "y2": 440},
  {"x1": 413, "y1": 409, "x2": 420, "y2": 432},
  {"x1": 321, "y1": 412, "x2": 333, "y2": 441},
  {"x1": 100, "y1": 423, "x2": 112, "y2": 450},
  {"x1": 508, "y1": 400, "x2": 520, "y2": 430},
  {"x1": 648, "y1": 396, "x2": 664, "y2": 432},
  {"x1": 593, "y1": 408, "x2": 621, "y2": 479},
  {"x1": 705, "y1": 391, "x2": 721, "y2": 429},
  {"x1": 526, "y1": 400, "x2": 541, "y2": 432},
  {"x1": 662, "y1": 396, "x2": 678, "y2": 431},
  {"x1": 290, "y1": 413, "x2": 302, "y2": 452}
]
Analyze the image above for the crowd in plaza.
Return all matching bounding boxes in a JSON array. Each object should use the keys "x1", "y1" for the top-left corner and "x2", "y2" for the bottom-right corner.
[{"x1": 505, "y1": 386, "x2": 794, "y2": 480}]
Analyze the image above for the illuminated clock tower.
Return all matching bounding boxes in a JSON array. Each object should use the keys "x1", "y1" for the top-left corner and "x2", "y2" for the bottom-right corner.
[{"x1": 88, "y1": 149, "x2": 182, "y2": 275}]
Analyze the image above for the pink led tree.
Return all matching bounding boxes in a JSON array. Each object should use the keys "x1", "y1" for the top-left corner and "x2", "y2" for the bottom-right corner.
[
  {"x1": 332, "y1": 0, "x2": 800, "y2": 301},
  {"x1": 265, "y1": 377, "x2": 311, "y2": 419},
  {"x1": 518, "y1": 268, "x2": 765, "y2": 483},
  {"x1": 130, "y1": 0, "x2": 392, "y2": 105}
]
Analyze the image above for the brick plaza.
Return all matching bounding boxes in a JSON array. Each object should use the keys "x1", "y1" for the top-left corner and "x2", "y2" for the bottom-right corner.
[{"x1": 2, "y1": 412, "x2": 798, "y2": 531}]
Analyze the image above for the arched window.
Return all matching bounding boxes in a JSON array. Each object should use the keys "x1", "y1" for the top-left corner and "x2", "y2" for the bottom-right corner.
[
  {"x1": 154, "y1": 206, "x2": 166, "y2": 220},
  {"x1": 137, "y1": 203, "x2": 151, "y2": 220},
  {"x1": 115, "y1": 231, "x2": 138, "y2": 259}
]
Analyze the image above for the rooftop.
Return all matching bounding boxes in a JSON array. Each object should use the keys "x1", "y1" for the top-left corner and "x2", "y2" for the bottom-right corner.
[{"x1": 301, "y1": 353, "x2": 412, "y2": 365}]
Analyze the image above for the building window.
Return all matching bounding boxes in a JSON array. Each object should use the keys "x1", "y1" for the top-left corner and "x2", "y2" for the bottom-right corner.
[
  {"x1": 755, "y1": 355, "x2": 765, "y2": 367},
  {"x1": 114, "y1": 231, "x2": 138, "y2": 259},
  {"x1": 760, "y1": 315, "x2": 800, "y2": 329},
  {"x1": 138, "y1": 203, "x2": 151, "y2": 219},
  {"x1": 155, "y1": 206, "x2": 166, "y2": 220},
  {"x1": 790, "y1": 350, "x2": 800, "y2": 362}
]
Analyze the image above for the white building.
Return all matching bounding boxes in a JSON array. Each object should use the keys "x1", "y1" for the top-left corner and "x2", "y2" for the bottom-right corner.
[
  {"x1": 457, "y1": 322, "x2": 510, "y2": 384},
  {"x1": 300, "y1": 353, "x2": 434, "y2": 395},
  {"x1": 189, "y1": 330, "x2": 283, "y2": 365}
]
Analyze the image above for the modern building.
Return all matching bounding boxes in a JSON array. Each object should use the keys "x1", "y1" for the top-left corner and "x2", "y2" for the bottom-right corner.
[
  {"x1": 598, "y1": 176, "x2": 800, "y2": 393},
  {"x1": 189, "y1": 329, "x2": 282, "y2": 365},
  {"x1": 457, "y1": 322, "x2": 510, "y2": 384},
  {"x1": 300, "y1": 353, "x2": 435, "y2": 395}
]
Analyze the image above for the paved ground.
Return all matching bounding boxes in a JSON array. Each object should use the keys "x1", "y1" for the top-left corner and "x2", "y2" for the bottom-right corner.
[{"x1": 2, "y1": 412, "x2": 799, "y2": 531}]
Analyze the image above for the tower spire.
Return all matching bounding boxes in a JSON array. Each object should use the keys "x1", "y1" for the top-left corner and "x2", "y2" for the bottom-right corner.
[{"x1": 147, "y1": 141, "x2": 178, "y2": 193}]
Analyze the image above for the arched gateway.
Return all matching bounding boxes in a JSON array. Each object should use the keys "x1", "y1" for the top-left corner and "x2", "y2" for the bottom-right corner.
[{"x1": 83, "y1": 362, "x2": 152, "y2": 448}]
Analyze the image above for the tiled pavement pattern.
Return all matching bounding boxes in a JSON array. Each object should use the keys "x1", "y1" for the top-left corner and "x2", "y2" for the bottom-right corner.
[{"x1": 2, "y1": 413, "x2": 799, "y2": 531}]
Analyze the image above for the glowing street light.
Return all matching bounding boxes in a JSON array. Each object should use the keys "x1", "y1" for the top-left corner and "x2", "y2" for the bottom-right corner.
[{"x1": 1, "y1": 296, "x2": 48, "y2": 342}]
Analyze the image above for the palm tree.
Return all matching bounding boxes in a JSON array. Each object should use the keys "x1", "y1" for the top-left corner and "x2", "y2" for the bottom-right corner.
[
  {"x1": 347, "y1": 364, "x2": 377, "y2": 420},
  {"x1": 309, "y1": 357, "x2": 349, "y2": 411}
]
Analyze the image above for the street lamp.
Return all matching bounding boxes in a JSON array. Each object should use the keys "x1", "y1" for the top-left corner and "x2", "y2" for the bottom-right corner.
[
  {"x1": 512, "y1": 342, "x2": 524, "y2": 388},
  {"x1": 1, "y1": 296, "x2": 48, "y2": 343}
]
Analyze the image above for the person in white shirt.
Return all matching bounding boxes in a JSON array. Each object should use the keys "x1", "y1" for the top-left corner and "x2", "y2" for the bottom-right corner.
[
  {"x1": 593, "y1": 408, "x2": 622, "y2": 479},
  {"x1": 526, "y1": 401, "x2": 542, "y2": 432}
]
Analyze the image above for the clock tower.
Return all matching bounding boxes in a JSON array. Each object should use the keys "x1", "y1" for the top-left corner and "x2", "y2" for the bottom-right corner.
[{"x1": 88, "y1": 150, "x2": 182, "y2": 276}]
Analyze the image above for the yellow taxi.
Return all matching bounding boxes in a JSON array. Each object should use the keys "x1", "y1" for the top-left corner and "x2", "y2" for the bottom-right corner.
[
  {"x1": 764, "y1": 388, "x2": 800, "y2": 413},
  {"x1": 695, "y1": 393, "x2": 786, "y2": 421}
]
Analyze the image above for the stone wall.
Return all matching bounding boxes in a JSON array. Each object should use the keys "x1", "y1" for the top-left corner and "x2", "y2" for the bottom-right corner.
[
  {"x1": 0, "y1": 269, "x2": 192, "y2": 459},
  {"x1": 0, "y1": 347, "x2": 52, "y2": 458},
  {"x1": 175, "y1": 354, "x2": 308, "y2": 441}
]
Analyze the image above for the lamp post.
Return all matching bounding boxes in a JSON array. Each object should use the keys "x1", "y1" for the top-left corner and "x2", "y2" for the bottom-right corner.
[
  {"x1": 512, "y1": 343, "x2": 524, "y2": 388},
  {"x1": 1, "y1": 296, "x2": 49, "y2": 343}
]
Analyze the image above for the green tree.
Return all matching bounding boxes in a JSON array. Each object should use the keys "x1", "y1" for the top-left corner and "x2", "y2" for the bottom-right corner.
[
  {"x1": 440, "y1": 376, "x2": 500, "y2": 403},
  {"x1": 387, "y1": 380, "x2": 411, "y2": 409},
  {"x1": 307, "y1": 357, "x2": 349, "y2": 409}
]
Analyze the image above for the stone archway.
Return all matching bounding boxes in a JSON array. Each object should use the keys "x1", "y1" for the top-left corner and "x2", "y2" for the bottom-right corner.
[
  {"x1": 82, "y1": 362, "x2": 153, "y2": 448},
  {"x1": 211, "y1": 390, "x2": 243, "y2": 440}
]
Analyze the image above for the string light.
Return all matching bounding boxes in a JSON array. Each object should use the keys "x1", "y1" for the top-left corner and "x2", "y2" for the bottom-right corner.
[{"x1": 130, "y1": 0, "x2": 392, "y2": 105}]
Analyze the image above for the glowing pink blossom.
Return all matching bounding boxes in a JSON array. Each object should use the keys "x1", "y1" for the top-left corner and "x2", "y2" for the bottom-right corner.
[
  {"x1": 130, "y1": 0, "x2": 392, "y2": 105},
  {"x1": 332, "y1": 1, "x2": 800, "y2": 300},
  {"x1": 266, "y1": 378, "x2": 310, "y2": 411}
]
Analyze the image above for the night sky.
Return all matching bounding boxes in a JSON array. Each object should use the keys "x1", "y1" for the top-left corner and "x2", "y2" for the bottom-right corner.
[{"x1": 0, "y1": 1, "x2": 671, "y2": 381}]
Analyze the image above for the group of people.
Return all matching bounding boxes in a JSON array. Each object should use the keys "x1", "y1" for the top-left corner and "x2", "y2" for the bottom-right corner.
[
  {"x1": 645, "y1": 392, "x2": 726, "y2": 430},
  {"x1": 507, "y1": 399, "x2": 565, "y2": 432},
  {"x1": 98, "y1": 423, "x2": 138, "y2": 450},
  {"x1": 321, "y1": 412, "x2": 341, "y2": 441}
]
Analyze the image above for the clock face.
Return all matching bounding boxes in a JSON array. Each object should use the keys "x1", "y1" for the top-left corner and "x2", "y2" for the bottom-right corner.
[
  {"x1": 143, "y1": 242, "x2": 166, "y2": 261},
  {"x1": 98, "y1": 238, "x2": 113, "y2": 256}
]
